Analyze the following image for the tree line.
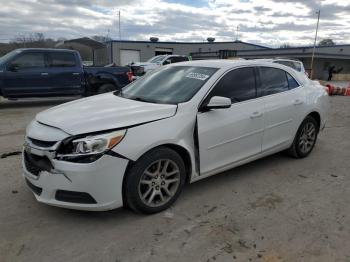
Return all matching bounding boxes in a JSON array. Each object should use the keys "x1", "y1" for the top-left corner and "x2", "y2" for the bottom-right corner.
[
  {"x1": 280, "y1": 38, "x2": 336, "y2": 49},
  {"x1": 0, "y1": 33, "x2": 111, "y2": 56}
]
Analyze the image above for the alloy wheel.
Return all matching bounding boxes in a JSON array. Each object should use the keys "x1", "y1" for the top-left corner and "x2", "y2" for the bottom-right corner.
[
  {"x1": 298, "y1": 122, "x2": 316, "y2": 154},
  {"x1": 138, "y1": 159, "x2": 180, "y2": 207}
]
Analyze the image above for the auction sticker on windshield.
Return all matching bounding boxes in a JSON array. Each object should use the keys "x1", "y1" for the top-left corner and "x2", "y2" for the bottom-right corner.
[{"x1": 185, "y1": 72, "x2": 210, "y2": 81}]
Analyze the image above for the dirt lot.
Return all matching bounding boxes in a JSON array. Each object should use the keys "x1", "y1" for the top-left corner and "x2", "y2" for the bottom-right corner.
[{"x1": 0, "y1": 95, "x2": 349, "y2": 262}]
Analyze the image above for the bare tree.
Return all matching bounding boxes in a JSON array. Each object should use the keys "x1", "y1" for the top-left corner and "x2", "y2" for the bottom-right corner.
[
  {"x1": 279, "y1": 43, "x2": 292, "y2": 48},
  {"x1": 9, "y1": 33, "x2": 58, "y2": 48},
  {"x1": 318, "y1": 38, "x2": 335, "y2": 46}
]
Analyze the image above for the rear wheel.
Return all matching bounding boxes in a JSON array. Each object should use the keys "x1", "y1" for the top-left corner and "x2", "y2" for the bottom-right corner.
[
  {"x1": 124, "y1": 147, "x2": 186, "y2": 214},
  {"x1": 97, "y1": 83, "x2": 117, "y2": 94},
  {"x1": 287, "y1": 116, "x2": 319, "y2": 158}
]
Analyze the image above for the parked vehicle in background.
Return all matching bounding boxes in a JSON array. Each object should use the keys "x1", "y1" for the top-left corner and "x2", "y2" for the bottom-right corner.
[
  {"x1": 270, "y1": 58, "x2": 308, "y2": 77},
  {"x1": 129, "y1": 55, "x2": 190, "y2": 76},
  {"x1": 0, "y1": 48, "x2": 133, "y2": 99},
  {"x1": 23, "y1": 60, "x2": 329, "y2": 214}
]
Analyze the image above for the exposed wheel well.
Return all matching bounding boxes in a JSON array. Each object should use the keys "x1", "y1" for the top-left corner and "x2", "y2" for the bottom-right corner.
[
  {"x1": 161, "y1": 144, "x2": 192, "y2": 183},
  {"x1": 307, "y1": 112, "x2": 321, "y2": 130}
]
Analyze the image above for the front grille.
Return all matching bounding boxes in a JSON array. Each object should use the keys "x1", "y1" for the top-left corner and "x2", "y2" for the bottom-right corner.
[
  {"x1": 25, "y1": 178, "x2": 42, "y2": 195},
  {"x1": 55, "y1": 190, "x2": 97, "y2": 204},
  {"x1": 28, "y1": 137, "x2": 57, "y2": 148},
  {"x1": 24, "y1": 152, "x2": 41, "y2": 176},
  {"x1": 24, "y1": 152, "x2": 53, "y2": 177}
]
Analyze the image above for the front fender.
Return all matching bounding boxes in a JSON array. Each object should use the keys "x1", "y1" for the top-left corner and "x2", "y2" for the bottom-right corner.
[{"x1": 112, "y1": 112, "x2": 199, "y2": 179}]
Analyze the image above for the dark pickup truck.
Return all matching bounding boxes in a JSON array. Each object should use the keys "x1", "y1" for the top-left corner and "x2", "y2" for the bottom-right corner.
[{"x1": 0, "y1": 48, "x2": 133, "y2": 98}]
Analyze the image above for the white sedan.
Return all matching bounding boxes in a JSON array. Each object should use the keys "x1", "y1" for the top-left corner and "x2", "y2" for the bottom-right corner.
[{"x1": 22, "y1": 60, "x2": 329, "y2": 213}]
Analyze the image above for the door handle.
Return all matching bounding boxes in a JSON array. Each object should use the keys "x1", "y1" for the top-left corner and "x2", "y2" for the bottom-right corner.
[
  {"x1": 250, "y1": 111, "x2": 263, "y2": 119},
  {"x1": 293, "y1": 99, "x2": 303, "y2": 105},
  {"x1": 41, "y1": 72, "x2": 49, "y2": 76},
  {"x1": 72, "y1": 72, "x2": 80, "y2": 75}
]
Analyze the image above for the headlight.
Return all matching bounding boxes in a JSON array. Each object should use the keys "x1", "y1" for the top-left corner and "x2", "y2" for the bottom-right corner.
[{"x1": 57, "y1": 129, "x2": 127, "y2": 161}]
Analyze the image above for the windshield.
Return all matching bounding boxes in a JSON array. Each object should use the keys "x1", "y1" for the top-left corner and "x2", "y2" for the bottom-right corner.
[
  {"x1": 0, "y1": 50, "x2": 21, "y2": 65},
  {"x1": 147, "y1": 55, "x2": 166, "y2": 63},
  {"x1": 118, "y1": 66, "x2": 218, "y2": 104}
]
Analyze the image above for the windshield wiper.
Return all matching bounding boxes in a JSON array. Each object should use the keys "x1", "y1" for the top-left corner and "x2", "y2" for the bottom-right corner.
[
  {"x1": 132, "y1": 97, "x2": 154, "y2": 103},
  {"x1": 114, "y1": 92, "x2": 163, "y2": 104},
  {"x1": 113, "y1": 89, "x2": 123, "y2": 97}
]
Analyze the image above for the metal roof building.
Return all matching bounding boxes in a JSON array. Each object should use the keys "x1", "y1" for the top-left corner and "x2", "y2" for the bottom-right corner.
[
  {"x1": 102, "y1": 39, "x2": 269, "y2": 66},
  {"x1": 65, "y1": 37, "x2": 350, "y2": 80}
]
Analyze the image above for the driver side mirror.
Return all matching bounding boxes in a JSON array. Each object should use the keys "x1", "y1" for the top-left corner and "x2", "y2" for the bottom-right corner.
[
  {"x1": 163, "y1": 59, "x2": 171, "y2": 65},
  {"x1": 8, "y1": 64, "x2": 19, "y2": 72},
  {"x1": 204, "y1": 96, "x2": 231, "y2": 110}
]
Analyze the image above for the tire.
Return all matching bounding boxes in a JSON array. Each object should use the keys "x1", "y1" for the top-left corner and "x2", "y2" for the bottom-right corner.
[
  {"x1": 97, "y1": 83, "x2": 117, "y2": 94},
  {"x1": 124, "y1": 147, "x2": 186, "y2": 214},
  {"x1": 287, "y1": 116, "x2": 319, "y2": 158}
]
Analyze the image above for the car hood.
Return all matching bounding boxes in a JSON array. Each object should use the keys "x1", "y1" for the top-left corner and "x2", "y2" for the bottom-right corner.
[{"x1": 35, "y1": 93, "x2": 177, "y2": 135}]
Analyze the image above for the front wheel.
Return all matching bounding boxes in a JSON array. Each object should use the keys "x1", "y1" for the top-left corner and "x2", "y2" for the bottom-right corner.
[
  {"x1": 124, "y1": 147, "x2": 186, "y2": 214},
  {"x1": 287, "y1": 116, "x2": 319, "y2": 158}
]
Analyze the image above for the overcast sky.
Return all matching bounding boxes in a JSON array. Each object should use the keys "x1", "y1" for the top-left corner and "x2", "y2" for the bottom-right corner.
[{"x1": 0, "y1": 0, "x2": 349, "y2": 47}]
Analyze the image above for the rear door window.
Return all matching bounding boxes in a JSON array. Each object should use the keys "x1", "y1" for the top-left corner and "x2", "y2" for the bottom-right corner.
[
  {"x1": 209, "y1": 67, "x2": 257, "y2": 103},
  {"x1": 259, "y1": 67, "x2": 289, "y2": 96},
  {"x1": 49, "y1": 52, "x2": 76, "y2": 67}
]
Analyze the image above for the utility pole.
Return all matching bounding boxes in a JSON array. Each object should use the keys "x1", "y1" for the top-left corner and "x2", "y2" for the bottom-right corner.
[
  {"x1": 236, "y1": 25, "x2": 239, "y2": 41},
  {"x1": 310, "y1": 10, "x2": 320, "y2": 79},
  {"x1": 118, "y1": 10, "x2": 121, "y2": 40}
]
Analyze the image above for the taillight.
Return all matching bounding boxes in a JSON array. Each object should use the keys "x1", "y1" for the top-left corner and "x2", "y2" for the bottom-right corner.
[{"x1": 126, "y1": 71, "x2": 133, "y2": 82}]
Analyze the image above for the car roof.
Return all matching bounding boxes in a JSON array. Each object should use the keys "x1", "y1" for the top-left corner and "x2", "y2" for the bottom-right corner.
[
  {"x1": 256, "y1": 58, "x2": 302, "y2": 63},
  {"x1": 168, "y1": 59, "x2": 310, "y2": 85},
  {"x1": 169, "y1": 59, "x2": 286, "y2": 69},
  {"x1": 17, "y1": 48, "x2": 77, "y2": 53}
]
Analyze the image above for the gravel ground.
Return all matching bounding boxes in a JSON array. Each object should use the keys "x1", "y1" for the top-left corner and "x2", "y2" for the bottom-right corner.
[{"x1": 0, "y1": 95, "x2": 349, "y2": 262}]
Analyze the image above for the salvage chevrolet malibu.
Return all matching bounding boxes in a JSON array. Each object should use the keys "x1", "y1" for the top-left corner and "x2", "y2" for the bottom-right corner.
[{"x1": 22, "y1": 60, "x2": 329, "y2": 213}]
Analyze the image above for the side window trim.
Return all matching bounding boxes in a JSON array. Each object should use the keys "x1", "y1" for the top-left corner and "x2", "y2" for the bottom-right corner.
[
  {"x1": 252, "y1": 67, "x2": 258, "y2": 99},
  {"x1": 255, "y1": 66, "x2": 263, "y2": 98},
  {"x1": 45, "y1": 52, "x2": 50, "y2": 68},
  {"x1": 284, "y1": 70, "x2": 289, "y2": 89}
]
